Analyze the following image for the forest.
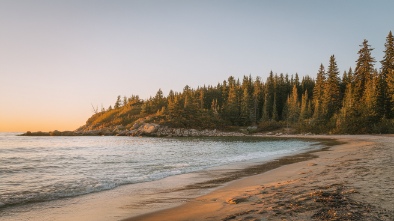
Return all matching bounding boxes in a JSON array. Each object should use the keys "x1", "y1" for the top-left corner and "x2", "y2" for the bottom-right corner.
[{"x1": 83, "y1": 31, "x2": 394, "y2": 134}]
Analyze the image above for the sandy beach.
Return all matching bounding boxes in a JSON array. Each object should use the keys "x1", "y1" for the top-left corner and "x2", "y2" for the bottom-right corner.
[
  {"x1": 2, "y1": 135, "x2": 393, "y2": 221},
  {"x1": 126, "y1": 135, "x2": 394, "y2": 221}
]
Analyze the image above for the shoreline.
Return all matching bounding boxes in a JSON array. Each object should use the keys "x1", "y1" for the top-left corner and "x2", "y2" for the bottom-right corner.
[
  {"x1": 125, "y1": 135, "x2": 394, "y2": 221},
  {"x1": 0, "y1": 136, "x2": 332, "y2": 221},
  {"x1": 2, "y1": 135, "x2": 393, "y2": 220}
]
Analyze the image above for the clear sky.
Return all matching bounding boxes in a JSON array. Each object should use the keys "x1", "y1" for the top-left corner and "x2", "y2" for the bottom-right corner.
[{"x1": 1, "y1": 0, "x2": 393, "y2": 132}]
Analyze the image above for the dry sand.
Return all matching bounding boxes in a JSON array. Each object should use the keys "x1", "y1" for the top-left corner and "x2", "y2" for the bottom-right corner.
[{"x1": 126, "y1": 135, "x2": 394, "y2": 221}]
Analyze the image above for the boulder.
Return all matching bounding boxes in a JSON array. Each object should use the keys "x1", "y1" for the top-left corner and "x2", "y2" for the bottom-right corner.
[
  {"x1": 140, "y1": 123, "x2": 160, "y2": 134},
  {"x1": 247, "y1": 126, "x2": 258, "y2": 133}
]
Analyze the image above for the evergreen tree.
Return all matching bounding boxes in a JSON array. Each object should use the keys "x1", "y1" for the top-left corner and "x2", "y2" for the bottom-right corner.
[
  {"x1": 223, "y1": 80, "x2": 240, "y2": 125},
  {"x1": 336, "y1": 83, "x2": 357, "y2": 133},
  {"x1": 375, "y1": 70, "x2": 386, "y2": 119},
  {"x1": 211, "y1": 99, "x2": 219, "y2": 114},
  {"x1": 276, "y1": 73, "x2": 288, "y2": 120},
  {"x1": 354, "y1": 39, "x2": 376, "y2": 103},
  {"x1": 361, "y1": 71, "x2": 381, "y2": 131},
  {"x1": 347, "y1": 67, "x2": 354, "y2": 83},
  {"x1": 262, "y1": 71, "x2": 275, "y2": 121},
  {"x1": 322, "y1": 55, "x2": 341, "y2": 120},
  {"x1": 381, "y1": 31, "x2": 394, "y2": 118},
  {"x1": 261, "y1": 93, "x2": 269, "y2": 121},
  {"x1": 221, "y1": 80, "x2": 229, "y2": 105},
  {"x1": 300, "y1": 90, "x2": 311, "y2": 121},
  {"x1": 294, "y1": 73, "x2": 301, "y2": 100},
  {"x1": 313, "y1": 64, "x2": 326, "y2": 119},
  {"x1": 252, "y1": 77, "x2": 263, "y2": 123},
  {"x1": 153, "y1": 89, "x2": 166, "y2": 111},
  {"x1": 168, "y1": 90, "x2": 175, "y2": 103},
  {"x1": 286, "y1": 85, "x2": 300, "y2": 123},
  {"x1": 167, "y1": 95, "x2": 183, "y2": 126},
  {"x1": 199, "y1": 88, "x2": 205, "y2": 109},
  {"x1": 340, "y1": 71, "x2": 348, "y2": 99},
  {"x1": 114, "y1": 95, "x2": 122, "y2": 109},
  {"x1": 301, "y1": 76, "x2": 315, "y2": 100},
  {"x1": 82, "y1": 31, "x2": 394, "y2": 134},
  {"x1": 240, "y1": 88, "x2": 251, "y2": 125},
  {"x1": 387, "y1": 68, "x2": 394, "y2": 113},
  {"x1": 272, "y1": 94, "x2": 279, "y2": 121},
  {"x1": 123, "y1": 96, "x2": 128, "y2": 107}
]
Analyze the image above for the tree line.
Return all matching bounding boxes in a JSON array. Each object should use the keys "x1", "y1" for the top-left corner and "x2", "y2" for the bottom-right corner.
[{"x1": 85, "y1": 31, "x2": 394, "y2": 134}]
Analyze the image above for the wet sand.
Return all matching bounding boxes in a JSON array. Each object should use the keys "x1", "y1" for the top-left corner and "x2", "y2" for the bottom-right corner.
[{"x1": 125, "y1": 135, "x2": 394, "y2": 221}]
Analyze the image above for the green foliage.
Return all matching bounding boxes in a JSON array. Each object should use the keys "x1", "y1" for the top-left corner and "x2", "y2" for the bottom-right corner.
[
  {"x1": 354, "y1": 39, "x2": 376, "y2": 103},
  {"x1": 286, "y1": 85, "x2": 300, "y2": 124},
  {"x1": 322, "y1": 55, "x2": 341, "y2": 120},
  {"x1": 381, "y1": 31, "x2": 394, "y2": 118},
  {"x1": 81, "y1": 31, "x2": 394, "y2": 135}
]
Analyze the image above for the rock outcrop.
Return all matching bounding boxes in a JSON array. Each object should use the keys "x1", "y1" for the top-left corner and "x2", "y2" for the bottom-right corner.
[
  {"x1": 20, "y1": 123, "x2": 246, "y2": 137},
  {"x1": 130, "y1": 124, "x2": 245, "y2": 137}
]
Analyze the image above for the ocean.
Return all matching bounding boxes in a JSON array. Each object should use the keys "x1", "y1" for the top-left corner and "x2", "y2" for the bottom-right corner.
[{"x1": 0, "y1": 132, "x2": 321, "y2": 220}]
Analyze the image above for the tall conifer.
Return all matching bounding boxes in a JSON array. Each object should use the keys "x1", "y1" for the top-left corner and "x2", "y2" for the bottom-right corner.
[
  {"x1": 381, "y1": 31, "x2": 394, "y2": 117},
  {"x1": 287, "y1": 85, "x2": 300, "y2": 123},
  {"x1": 313, "y1": 64, "x2": 326, "y2": 119},
  {"x1": 322, "y1": 55, "x2": 341, "y2": 120},
  {"x1": 354, "y1": 39, "x2": 375, "y2": 102}
]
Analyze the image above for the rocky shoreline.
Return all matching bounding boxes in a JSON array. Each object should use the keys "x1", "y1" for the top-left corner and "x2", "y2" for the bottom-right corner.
[{"x1": 20, "y1": 123, "x2": 247, "y2": 137}]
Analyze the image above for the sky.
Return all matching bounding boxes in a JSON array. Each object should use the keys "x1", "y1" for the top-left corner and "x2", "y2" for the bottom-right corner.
[{"x1": 1, "y1": 0, "x2": 393, "y2": 132}]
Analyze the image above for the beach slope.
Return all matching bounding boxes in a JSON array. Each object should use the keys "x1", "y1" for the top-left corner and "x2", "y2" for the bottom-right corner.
[{"x1": 126, "y1": 135, "x2": 394, "y2": 221}]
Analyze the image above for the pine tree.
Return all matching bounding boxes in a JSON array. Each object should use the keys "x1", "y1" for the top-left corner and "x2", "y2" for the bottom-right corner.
[
  {"x1": 123, "y1": 96, "x2": 128, "y2": 107},
  {"x1": 336, "y1": 83, "x2": 356, "y2": 133},
  {"x1": 287, "y1": 85, "x2": 300, "y2": 123},
  {"x1": 375, "y1": 70, "x2": 386, "y2": 119},
  {"x1": 153, "y1": 89, "x2": 166, "y2": 111},
  {"x1": 262, "y1": 91, "x2": 269, "y2": 122},
  {"x1": 114, "y1": 95, "x2": 122, "y2": 109},
  {"x1": 381, "y1": 31, "x2": 394, "y2": 118},
  {"x1": 387, "y1": 68, "x2": 394, "y2": 113},
  {"x1": 199, "y1": 89, "x2": 205, "y2": 109},
  {"x1": 354, "y1": 39, "x2": 376, "y2": 103},
  {"x1": 276, "y1": 73, "x2": 288, "y2": 120},
  {"x1": 272, "y1": 94, "x2": 279, "y2": 121},
  {"x1": 347, "y1": 67, "x2": 354, "y2": 83},
  {"x1": 167, "y1": 95, "x2": 184, "y2": 127},
  {"x1": 313, "y1": 64, "x2": 326, "y2": 119},
  {"x1": 224, "y1": 80, "x2": 240, "y2": 125},
  {"x1": 240, "y1": 88, "x2": 251, "y2": 125},
  {"x1": 340, "y1": 71, "x2": 348, "y2": 99},
  {"x1": 361, "y1": 71, "x2": 381, "y2": 131},
  {"x1": 322, "y1": 55, "x2": 341, "y2": 120},
  {"x1": 300, "y1": 90, "x2": 311, "y2": 121},
  {"x1": 252, "y1": 77, "x2": 263, "y2": 123},
  {"x1": 262, "y1": 71, "x2": 275, "y2": 121}
]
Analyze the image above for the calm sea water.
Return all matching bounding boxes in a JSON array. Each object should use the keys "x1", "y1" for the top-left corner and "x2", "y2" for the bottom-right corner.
[{"x1": 0, "y1": 132, "x2": 319, "y2": 209}]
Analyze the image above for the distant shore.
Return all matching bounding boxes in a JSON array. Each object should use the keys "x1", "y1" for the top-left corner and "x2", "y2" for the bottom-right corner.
[
  {"x1": 18, "y1": 124, "x2": 247, "y2": 137},
  {"x1": 124, "y1": 135, "x2": 394, "y2": 221}
]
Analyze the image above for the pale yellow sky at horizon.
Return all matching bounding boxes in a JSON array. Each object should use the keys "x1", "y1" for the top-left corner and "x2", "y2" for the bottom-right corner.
[{"x1": 0, "y1": 110, "x2": 90, "y2": 132}]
